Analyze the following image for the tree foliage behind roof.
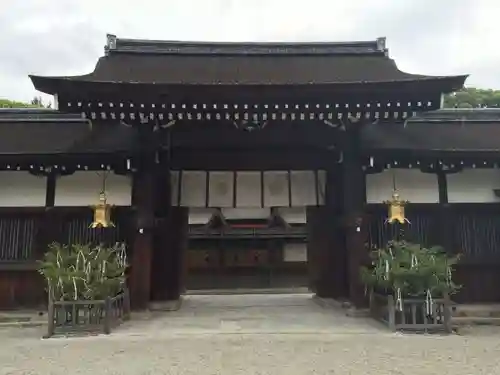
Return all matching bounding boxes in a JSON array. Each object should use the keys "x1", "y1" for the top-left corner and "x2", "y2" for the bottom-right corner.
[
  {"x1": 444, "y1": 88, "x2": 500, "y2": 108},
  {"x1": 2, "y1": 88, "x2": 500, "y2": 110},
  {"x1": 0, "y1": 96, "x2": 50, "y2": 108}
]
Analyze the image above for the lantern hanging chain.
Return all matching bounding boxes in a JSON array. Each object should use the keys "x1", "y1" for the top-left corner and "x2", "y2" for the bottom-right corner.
[
  {"x1": 96, "y1": 171, "x2": 110, "y2": 195},
  {"x1": 392, "y1": 169, "x2": 397, "y2": 192}
]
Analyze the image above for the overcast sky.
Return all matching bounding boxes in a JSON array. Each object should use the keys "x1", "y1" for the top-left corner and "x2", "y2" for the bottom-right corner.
[{"x1": 1, "y1": 0, "x2": 498, "y2": 103}]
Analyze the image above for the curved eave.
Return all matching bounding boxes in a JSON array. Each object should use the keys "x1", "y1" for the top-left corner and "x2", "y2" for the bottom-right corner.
[{"x1": 30, "y1": 74, "x2": 468, "y2": 97}]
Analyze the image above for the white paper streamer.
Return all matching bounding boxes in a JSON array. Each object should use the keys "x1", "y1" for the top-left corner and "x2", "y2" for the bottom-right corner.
[
  {"x1": 411, "y1": 254, "x2": 418, "y2": 268},
  {"x1": 426, "y1": 289, "x2": 434, "y2": 316},
  {"x1": 396, "y1": 288, "x2": 403, "y2": 311}
]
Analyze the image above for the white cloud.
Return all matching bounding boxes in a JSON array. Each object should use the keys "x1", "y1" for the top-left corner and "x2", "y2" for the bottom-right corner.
[{"x1": 0, "y1": 0, "x2": 498, "y2": 103}]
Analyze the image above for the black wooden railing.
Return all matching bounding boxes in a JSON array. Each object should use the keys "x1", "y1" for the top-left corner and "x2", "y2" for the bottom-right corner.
[
  {"x1": 45, "y1": 289, "x2": 131, "y2": 338},
  {"x1": 370, "y1": 292, "x2": 452, "y2": 333}
]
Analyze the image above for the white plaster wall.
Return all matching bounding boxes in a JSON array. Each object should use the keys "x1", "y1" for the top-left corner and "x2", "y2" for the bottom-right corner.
[
  {"x1": 290, "y1": 171, "x2": 317, "y2": 206},
  {"x1": 180, "y1": 171, "x2": 206, "y2": 207},
  {"x1": 55, "y1": 172, "x2": 132, "y2": 206},
  {"x1": 448, "y1": 169, "x2": 500, "y2": 203},
  {"x1": 208, "y1": 171, "x2": 234, "y2": 207},
  {"x1": 263, "y1": 171, "x2": 290, "y2": 207},
  {"x1": 235, "y1": 172, "x2": 261, "y2": 207},
  {"x1": 283, "y1": 243, "x2": 308, "y2": 262},
  {"x1": 0, "y1": 172, "x2": 46, "y2": 207},
  {"x1": 188, "y1": 208, "x2": 214, "y2": 224},
  {"x1": 222, "y1": 208, "x2": 270, "y2": 220},
  {"x1": 174, "y1": 170, "x2": 326, "y2": 208},
  {"x1": 366, "y1": 169, "x2": 439, "y2": 203},
  {"x1": 278, "y1": 207, "x2": 307, "y2": 224}
]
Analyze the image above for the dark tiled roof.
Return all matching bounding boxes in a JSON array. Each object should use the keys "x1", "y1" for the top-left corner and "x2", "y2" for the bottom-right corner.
[
  {"x1": 69, "y1": 122, "x2": 137, "y2": 154},
  {"x1": 0, "y1": 109, "x2": 136, "y2": 155},
  {"x1": 2, "y1": 108, "x2": 500, "y2": 156},
  {"x1": 29, "y1": 35, "x2": 466, "y2": 94},
  {"x1": 361, "y1": 109, "x2": 500, "y2": 152}
]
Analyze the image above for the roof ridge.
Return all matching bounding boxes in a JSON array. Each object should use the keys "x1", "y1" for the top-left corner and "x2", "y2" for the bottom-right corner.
[{"x1": 104, "y1": 34, "x2": 388, "y2": 56}]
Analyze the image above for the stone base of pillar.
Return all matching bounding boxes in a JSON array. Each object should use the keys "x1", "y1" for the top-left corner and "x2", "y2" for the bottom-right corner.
[{"x1": 149, "y1": 298, "x2": 183, "y2": 312}]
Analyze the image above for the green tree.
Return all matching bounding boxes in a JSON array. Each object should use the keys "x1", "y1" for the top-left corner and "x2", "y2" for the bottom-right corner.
[
  {"x1": 0, "y1": 96, "x2": 50, "y2": 108},
  {"x1": 444, "y1": 88, "x2": 500, "y2": 108}
]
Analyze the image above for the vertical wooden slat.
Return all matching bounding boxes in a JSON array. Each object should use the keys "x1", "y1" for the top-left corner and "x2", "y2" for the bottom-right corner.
[
  {"x1": 422, "y1": 302, "x2": 428, "y2": 327},
  {"x1": 314, "y1": 170, "x2": 319, "y2": 207},
  {"x1": 411, "y1": 303, "x2": 417, "y2": 325},
  {"x1": 287, "y1": 170, "x2": 292, "y2": 207},
  {"x1": 232, "y1": 171, "x2": 237, "y2": 208},
  {"x1": 260, "y1": 171, "x2": 264, "y2": 208},
  {"x1": 387, "y1": 295, "x2": 396, "y2": 331}
]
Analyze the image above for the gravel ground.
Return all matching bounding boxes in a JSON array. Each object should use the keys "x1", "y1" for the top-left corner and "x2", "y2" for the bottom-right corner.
[{"x1": 1, "y1": 294, "x2": 499, "y2": 375}]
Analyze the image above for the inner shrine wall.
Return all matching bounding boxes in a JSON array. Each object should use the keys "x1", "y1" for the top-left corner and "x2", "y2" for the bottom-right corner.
[{"x1": 171, "y1": 170, "x2": 326, "y2": 208}]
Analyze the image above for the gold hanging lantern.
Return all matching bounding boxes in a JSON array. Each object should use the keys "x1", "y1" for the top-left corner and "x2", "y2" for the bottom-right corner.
[
  {"x1": 384, "y1": 170, "x2": 410, "y2": 224},
  {"x1": 384, "y1": 190, "x2": 409, "y2": 224},
  {"x1": 90, "y1": 172, "x2": 115, "y2": 228}
]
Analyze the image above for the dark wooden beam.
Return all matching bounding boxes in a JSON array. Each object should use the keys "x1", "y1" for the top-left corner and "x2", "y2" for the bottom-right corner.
[
  {"x1": 308, "y1": 162, "x2": 348, "y2": 299},
  {"x1": 437, "y1": 171, "x2": 448, "y2": 204},
  {"x1": 436, "y1": 169, "x2": 453, "y2": 255},
  {"x1": 45, "y1": 173, "x2": 56, "y2": 208},
  {"x1": 129, "y1": 166, "x2": 155, "y2": 310},
  {"x1": 169, "y1": 148, "x2": 337, "y2": 170},
  {"x1": 343, "y1": 128, "x2": 368, "y2": 308},
  {"x1": 169, "y1": 121, "x2": 340, "y2": 149}
]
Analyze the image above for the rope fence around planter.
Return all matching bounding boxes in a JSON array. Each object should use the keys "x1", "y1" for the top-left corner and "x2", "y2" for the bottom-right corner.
[
  {"x1": 370, "y1": 292, "x2": 452, "y2": 333},
  {"x1": 45, "y1": 289, "x2": 131, "y2": 338}
]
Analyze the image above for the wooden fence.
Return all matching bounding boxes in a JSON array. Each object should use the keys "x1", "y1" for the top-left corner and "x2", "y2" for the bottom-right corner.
[
  {"x1": 367, "y1": 203, "x2": 500, "y2": 303},
  {"x1": 0, "y1": 207, "x2": 132, "y2": 309},
  {"x1": 46, "y1": 289, "x2": 131, "y2": 337},
  {"x1": 2, "y1": 203, "x2": 500, "y2": 308}
]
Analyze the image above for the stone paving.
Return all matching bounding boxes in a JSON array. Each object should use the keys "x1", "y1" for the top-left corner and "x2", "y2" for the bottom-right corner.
[{"x1": 1, "y1": 294, "x2": 500, "y2": 375}]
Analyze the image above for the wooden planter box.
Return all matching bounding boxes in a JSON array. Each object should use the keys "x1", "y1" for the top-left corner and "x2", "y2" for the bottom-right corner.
[
  {"x1": 45, "y1": 289, "x2": 131, "y2": 338},
  {"x1": 369, "y1": 292, "x2": 452, "y2": 333}
]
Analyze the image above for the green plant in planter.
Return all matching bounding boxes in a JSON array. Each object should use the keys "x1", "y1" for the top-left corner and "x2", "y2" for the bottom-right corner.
[
  {"x1": 38, "y1": 242, "x2": 127, "y2": 301},
  {"x1": 360, "y1": 241, "x2": 460, "y2": 307}
]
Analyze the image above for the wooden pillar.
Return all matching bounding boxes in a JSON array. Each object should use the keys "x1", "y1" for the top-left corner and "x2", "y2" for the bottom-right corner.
[
  {"x1": 36, "y1": 172, "x2": 61, "y2": 257},
  {"x1": 45, "y1": 172, "x2": 56, "y2": 208},
  {"x1": 342, "y1": 128, "x2": 368, "y2": 308},
  {"x1": 150, "y1": 161, "x2": 188, "y2": 303},
  {"x1": 156, "y1": 206, "x2": 188, "y2": 301},
  {"x1": 129, "y1": 167, "x2": 155, "y2": 310},
  {"x1": 307, "y1": 160, "x2": 348, "y2": 299},
  {"x1": 436, "y1": 170, "x2": 454, "y2": 254}
]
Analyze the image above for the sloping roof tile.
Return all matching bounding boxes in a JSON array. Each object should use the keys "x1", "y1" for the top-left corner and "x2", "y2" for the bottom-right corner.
[
  {"x1": 0, "y1": 109, "x2": 136, "y2": 155},
  {"x1": 30, "y1": 35, "x2": 466, "y2": 94},
  {"x1": 361, "y1": 109, "x2": 500, "y2": 152}
]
